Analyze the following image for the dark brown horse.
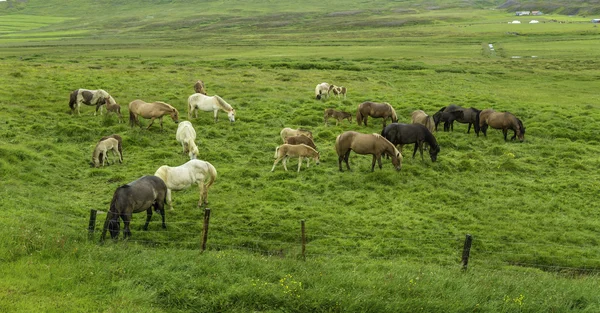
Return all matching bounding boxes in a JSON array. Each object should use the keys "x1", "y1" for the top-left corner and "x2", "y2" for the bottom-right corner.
[
  {"x1": 433, "y1": 108, "x2": 464, "y2": 132},
  {"x1": 436, "y1": 104, "x2": 481, "y2": 133},
  {"x1": 381, "y1": 123, "x2": 440, "y2": 162},
  {"x1": 356, "y1": 102, "x2": 398, "y2": 127},
  {"x1": 478, "y1": 110, "x2": 525, "y2": 141},
  {"x1": 101, "y1": 175, "x2": 168, "y2": 242},
  {"x1": 324, "y1": 108, "x2": 352, "y2": 126},
  {"x1": 284, "y1": 135, "x2": 317, "y2": 150},
  {"x1": 335, "y1": 131, "x2": 402, "y2": 172}
]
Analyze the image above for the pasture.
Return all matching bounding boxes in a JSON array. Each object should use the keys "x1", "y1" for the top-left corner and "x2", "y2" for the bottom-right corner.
[{"x1": 1, "y1": 0, "x2": 600, "y2": 311}]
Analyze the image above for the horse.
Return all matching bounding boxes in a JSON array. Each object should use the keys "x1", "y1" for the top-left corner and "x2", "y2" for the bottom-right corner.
[
  {"x1": 433, "y1": 109, "x2": 464, "y2": 132},
  {"x1": 437, "y1": 105, "x2": 480, "y2": 133},
  {"x1": 356, "y1": 101, "x2": 398, "y2": 128},
  {"x1": 188, "y1": 93, "x2": 236, "y2": 122},
  {"x1": 96, "y1": 134, "x2": 123, "y2": 166},
  {"x1": 280, "y1": 127, "x2": 313, "y2": 142},
  {"x1": 271, "y1": 144, "x2": 320, "y2": 172},
  {"x1": 478, "y1": 110, "x2": 525, "y2": 141},
  {"x1": 105, "y1": 102, "x2": 123, "y2": 123},
  {"x1": 328, "y1": 85, "x2": 347, "y2": 99},
  {"x1": 154, "y1": 159, "x2": 217, "y2": 210},
  {"x1": 100, "y1": 175, "x2": 167, "y2": 242},
  {"x1": 128, "y1": 99, "x2": 179, "y2": 130},
  {"x1": 410, "y1": 110, "x2": 435, "y2": 133},
  {"x1": 194, "y1": 80, "x2": 207, "y2": 95},
  {"x1": 68, "y1": 89, "x2": 116, "y2": 116},
  {"x1": 176, "y1": 121, "x2": 199, "y2": 160},
  {"x1": 335, "y1": 131, "x2": 402, "y2": 172},
  {"x1": 284, "y1": 135, "x2": 317, "y2": 150},
  {"x1": 92, "y1": 137, "x2": 122, "y2": 168},
  {"x1": 381, "y1": 123, "x2": 440, "y2": 162},
  {"x1": 315, "y1": 82, "x2": 330, "y2": 100},
  {"x1": 324, "y1": 108, "x2": 352, "y2": 126}
]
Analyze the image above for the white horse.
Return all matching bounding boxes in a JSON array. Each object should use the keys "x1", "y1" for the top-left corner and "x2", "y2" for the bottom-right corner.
[
  {"x1": 154, "y1": 159, "x2": 217, "y2": 210},
  {"x1": 315, "y1": 82, "x2": 330, "y2": 100},
  {"x1": 176, "y1": 121, "x2": 199, "y2": 160},
  {"x1": 188, "y1": 93, "x2": 236, "y2": 122},
  {"x1": 69, "y1": 89, "x2": 116, "y2": 116}
]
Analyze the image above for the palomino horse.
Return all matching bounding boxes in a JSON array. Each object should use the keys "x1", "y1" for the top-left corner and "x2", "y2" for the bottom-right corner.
[
  {"x1": 315, "y1": 82, "x2": 330, "y2": 100},
  {"x1": 478, "y1": 109, "x2": 525, "y2": 141},
  {"x1": 194, "y1": 80, "x2": 207, "y2": 95},
  {"x1": 105, "y1": 102, "x2": 123, "y2": 123},
  {"x1": 410, "y1": 110, "x2": 435, "y2": 133},
  {"x1": 69, "y1": 89, "x2": 116, "y2": 116},
  {"x1": 271, "y1": 144, "x2": 320, "y2": 172},
  {"x1": 324, "y1": 108, "x2": 352, "y2": 126},
  {"x1": 188, "y1": 93, "x2": 236, "y2": 122},
  {"x1": 284, "y1": 135, "x2": 317, "y2": 150},
  {"x1": 176, "y1": 121, "x2": 199, "y2": 160},
  {"x1": 280, "y1": 127, "x2": 313, "y2": 142},
  {"x1": 154, "y1": 159, "x2": 218, "y2": 210},
  {"x1": 335, "y1": 131, "x2": 402, "y2": 172},
  {"x1": 101, "y1": 175, "x2": 167, "y2": 242},
  {"x1": 356, "y1": 101, "x2": 398, "y2": 127},
  {"x1": 382, "y1": 123, "x2": 440, "y2": 162},
  {"x1": 96, "y1": 134, "x2": 123, "y2": 166},
  {"x1": 92, "y1": 137, "x2": 122, "y2": 168},
  {"x1": 436, "y1": 105, "x2": 480, "y2": 133},
  {"x1": 328, "y1": 85, "x2": 347, "y2": 99},
  {"x1": 128, "y1": 100, "x2": 179, "y2": 130}
]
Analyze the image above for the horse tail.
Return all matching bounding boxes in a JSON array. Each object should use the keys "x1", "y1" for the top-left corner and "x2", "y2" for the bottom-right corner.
[
  {"x1": 390, "y1": 106, "x2": 398, "y2": 123},
  {"x1": 274, "y1": 145, "x2": 280, "y2": 158},
  {"x1": 206, "y1": 163, "x2": 217, "y2": 190},
  {"x1": 438, "y1": 106, "x2": 446, "y2": 113},
  {"x1": 68, "y1": 90, "x2": 77, "y2": 111},
  {"x1": 475, "y1": 110, "x2": 481, "y2": 134},
  {"x1": 356, "y1": 109, "x2": 363, "y2": 126},
  {"x1": 128, "y1": 107, "x2": 136, "y2": 127}
]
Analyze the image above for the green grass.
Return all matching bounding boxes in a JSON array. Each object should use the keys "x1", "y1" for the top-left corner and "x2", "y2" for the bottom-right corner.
[{"x1": 2, "y1": 0, "x2": 600, "y2": 312}]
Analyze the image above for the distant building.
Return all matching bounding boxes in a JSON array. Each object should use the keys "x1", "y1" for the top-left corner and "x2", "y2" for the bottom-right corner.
[
  {"x1": 515, "y1": 11, "x2": 530, "y2": 16},
  {"x1": 531, "y1": 11, "x2": 543, "y2": 16},
  {"x1": 592, "y1": 19, "x2": 600, "y2": 23}
]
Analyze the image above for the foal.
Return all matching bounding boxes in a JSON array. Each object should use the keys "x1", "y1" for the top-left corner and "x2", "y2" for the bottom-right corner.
[
  {"x1": 324, "y1": 108, "x2": 352, "y2": 126},
  {"x1": 328, "y1": 85, "x2": 347, "y2": 99},
  {"x1": 271, "y1": 144, "x2": 320, "y2": 172},
  {"x1": 105, "y1": 102, "x2": 123, "y2": 123},
  {"x1": 92, "y1": 137, "x2": 122, "y2": 168}
]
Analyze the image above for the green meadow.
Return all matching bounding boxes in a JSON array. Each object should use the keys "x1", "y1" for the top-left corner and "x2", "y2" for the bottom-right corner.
[{"x1": 1, "y1": 0, "x2": 600, "y2": 311}]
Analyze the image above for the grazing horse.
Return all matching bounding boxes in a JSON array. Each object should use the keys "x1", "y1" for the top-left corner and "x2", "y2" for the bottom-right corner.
[
  {"x1": 105, "y1": 102, "x2": 123, "y2": 123},
  {"x1": 315, "y1": 82, "x2": 330, "y2": 100},
  {"x1": 68, "y1": 89, "x2": 116, "y2": 116},
  {"x1": 284, "y1": 135, "x2": 317, "y2": 150},
  {"x1": 356, "y1": 101, "x2": 398, "y2": 127},
  {"x1": 271, "y1": 144, "x2": 320, "y2": 172},
  {"x1": 478, "y1": 110, "x2": 525, "y2": 141},
  {"x1": 433, "y1": 109, "x2": 464, "y2": 132},
  {"x1": 335, "y1": 131, "x2": 402, "y2": 172},
  {"x1": 176, "y1": 121, "x2": 199, "y2": 160},
  {"x1": 188, "y1": 93, "x2": 236, "y2": 122},
  {"x1": 324, "y1": 108, "x2": 352, "y2": 126},
  {"x1": 96, "y1": 134, "x2": 123, "y2": 166},
  {"x1": 328, "y1": 85, "x2": 347, "y2": 99},
  {"x1": 437, "y1": 104, "x2": 480, "y2": 133},
  {"x1": 381, "y1": 123, "x2": 440, "y2": 162},
  {"x1": 128, "y1": 100, "x2": 179, "y2": 130},
  {"x1": 410, "y1": 110, "x2": 435, "y2": 133},
  {"x1": 194, "y1": 80, "x2": 207, "y2": 95},
  {"x1": 154, "y1": 159, "x2": 217, "y2": 210},
  {"x1": 92, "y1": 137, "x2": 122, "y2": 168},
  {"x1": 280, "y1": 127, "x2": 313, "y2": 142},
  {"x1": 101, "y1": 175, "x2": 167, "y2": 242}
]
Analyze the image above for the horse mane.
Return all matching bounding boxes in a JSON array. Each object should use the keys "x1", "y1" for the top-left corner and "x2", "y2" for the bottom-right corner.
[
  {"x1": 517, "y1": 118, "x2": 525, "y2": 134},
  {"x1": 437, "y1": 106, "x2": 446, "y2": 113},
  {"x1": 423, "y1": 126, "x2": 439, "y2": 148},
  {"x1": 213, "y1": 95, "x2": 233, "y2": 111}
]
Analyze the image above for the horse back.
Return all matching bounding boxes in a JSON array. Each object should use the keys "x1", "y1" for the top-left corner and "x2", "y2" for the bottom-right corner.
[{"x1": 284, "y1": 135, "x2": 317, "y2": 150}]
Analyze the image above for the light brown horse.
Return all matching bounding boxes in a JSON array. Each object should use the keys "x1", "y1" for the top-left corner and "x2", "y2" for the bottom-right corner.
[
  {"x1": 335, "y1": 131, "x2": 402, "y2": 172},
  {"x1": 411, "y1": 110, "x2": 435, "y2": 133},
  {"x1": 96, "y1": 134, "x2": 123, "y2": 165},
  {"x1": 271, "y1": 144, "x2": 320, "y2": 172},
  {"x1": 92, "y1": 137, "x2": 122, "y2": 168},
  {"x1": 479, "y1": 109, "x2": 525, "y2": 141},
  {"x1": 280, "y1": 127, "x2": 313, "y2": 142},
  {"x1": 128, "y1": 100, "x2": 179, "y2": 130},
  {"x1": 194, "y1": 80, "x2": 207, "y2": 95},
  {"x1": 356, "y1": 101, "x2": 398, "y2": 127},
  {"x1": 324, "y1": 108, "x2": 352, "y2": 126},
  {"x1": 284, "y1": 135, "x2": 317, "y2": 150},
  {"x1": 105, "y1": 102, "x2": 123, "y2": 123}
]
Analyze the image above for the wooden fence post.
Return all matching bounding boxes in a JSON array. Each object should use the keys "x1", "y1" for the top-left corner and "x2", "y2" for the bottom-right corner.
[
  {"x1": 88, "y1": 209, "x2": 97, "y2": 240},
  {"x1": 301, "y1": 220, "x2": 306, "y2": 260},
  {"x1": 461, "y1": 234, "x2": 473, "y2": 271},
  {"x1": 201, "y1": 208, "x2": 211, "y2": 252}
]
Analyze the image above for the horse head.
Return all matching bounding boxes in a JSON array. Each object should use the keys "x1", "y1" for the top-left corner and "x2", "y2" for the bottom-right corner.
[
  {"x1": 170, "y1": 108, "x2": 180, "y2": 123},
  {"x1": 429, "y1": 145, "x2": 440, "y2": 162},
  {"x1": 108, "y1": 219, "x2": 121, "y2": 239},
  {"x1": 313, "y1": 151, "x2": 320, "y2": 165},
  {"x1": 227, "y1": 109, "x2": 236, "y2": 122},
  {"x1": 517, "y1": 118, "x2": 525, "y2": 141}
]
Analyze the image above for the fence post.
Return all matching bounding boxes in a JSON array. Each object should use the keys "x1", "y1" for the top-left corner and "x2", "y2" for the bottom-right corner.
[
  {"x1": 461, "y1": 234, "x2": 473, "y2": 271},
  {"x1": 201, "y1": 208, "x2": 211, "y2": 252},
  {"x1": 301, "y1": 220, "x2": 306, "y2": 260},
  {"x1": 88, "y1": 209, "x2": 97, "y2": 240}
]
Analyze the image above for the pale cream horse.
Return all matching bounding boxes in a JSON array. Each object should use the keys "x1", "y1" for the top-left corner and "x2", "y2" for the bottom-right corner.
[
  {"x1": 271, "y1": 144, "x2": 320, "y2": 172},
  {"x1": 280, "y1": 127, "x2": 313, "y2": 143},
  {"x1": 154, "y1": 159, "x2": 218, "y2": 210},
  {"x1": 188, "y1": 93, "x2": 236, "y2": 122},
  {"x1": 315, "y1": 82, "x2": 330, "y2": 100},
  {"x1": 176, "y1": 121, "x2": 199, "y2": 160},
  {"x1": 92, "y1": 137, "x2": 122, "y2": 168},
  {"x1": 411, "y1": 110, "x2": 435, "y2": 133}
]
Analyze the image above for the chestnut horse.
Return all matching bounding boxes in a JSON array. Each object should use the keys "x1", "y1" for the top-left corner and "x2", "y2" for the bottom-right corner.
[
  {"x1": 356, "y1": 102, "x2": 398, "y2": 127},
  {"x1": 324, "y1": 108, "x2": 352, "y2": 126},
  {"x1": 284, "y1": 135, "x2": 317, "y2": 150},
  {"x1": 478, "y1": 109, "x2": 525, "y2": 141},
  {"x1": 128, "y1": 100, "x2": 179, "y2": 130},
  {"x1": 335, "y1": 131, "x2": 402, "y2": 172},
  {"x1": 271, "y1": 144, "x2": 320, "y2": 172},
  {"x1": 280, "y1": 127, "x2": 313, "y2": 142},
  {"x1": 105, "y1": 102, "x2": 123, "y2": 123}
]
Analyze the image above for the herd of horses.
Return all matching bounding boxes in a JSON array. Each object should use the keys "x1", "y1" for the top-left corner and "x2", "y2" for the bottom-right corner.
[{"x1": 77, "y1": 79, "x2": 525, "y2": 241}]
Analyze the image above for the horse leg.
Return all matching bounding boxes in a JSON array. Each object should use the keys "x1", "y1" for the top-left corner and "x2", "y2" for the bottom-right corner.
[
  {"x1": 511, "y1": 129, "x2": 517, "y2": 141},
  {"x1": 344, "y1": 150, "x2": 352, "y2": 171},
  {"x1": 412, "y1": 143, "x2": 419, "y2": 160},
  {"x1": 370, "y1": 154, "x2": 377, "y2": 172},
  {"x1": 146, "y1": 117, "x2": 156, "y2": 130},
  {"x1": 503, "y1": 129, "x2": 508, "y2": 141},
  {"x1": 142, "y1": 208, "x2": 152, "y2": 231},
  {"x1": 297, "y1": 156, "x2": 303, "y2": 172},
  {"x1": 159, "y1": 117, "x2": 164, "y2": 130},
  {"x1": 467, "y1": 123, "x2": 472, "y2": 134},
  {"x1": 197, "y1": 182, "x2": 204, "y2": 207},
  {"x1": 213, "y1": 110, "x2": 218, "y2": 123},
  {"x1": 202, "y1": 182, "x2": 209, "y2": 205},
  {"x1": 376, "y1": 154, "x2": 383, "y2": 170},
  {"x1": 418, "y1": 142, "x2": 425, "y2": 161},
  {"x1": 271, "y1": 156, "x2": 283, "y2": 172},
  {"x1": 100, "y1": 212, "x2": 114, "y2": 243},
  {"x1": 123, "y1": 213, "x2": 133, "y2": 239},
  {"x1": 166, "y1": 189, "x2": 173, "y2": 210},
  {"x1": 282, "y1": 156, "x2": 289, "y2": 171}
]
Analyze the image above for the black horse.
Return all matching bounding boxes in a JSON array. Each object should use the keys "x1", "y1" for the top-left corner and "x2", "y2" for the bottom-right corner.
[
  {"x1": 101, "y1": 175, "x2": 168, "y2": 242},
  {"x1": 433, "y1": 108, "x2": 464, "y2": 132},
  {"x1": 381, "y1": 123, "x2": 440, "y2": 162}
]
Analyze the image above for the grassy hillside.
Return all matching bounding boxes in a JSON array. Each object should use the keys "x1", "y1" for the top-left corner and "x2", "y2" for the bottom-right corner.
[{"x1": 1, "y1": 0, "x2": 600, "y2": 312}]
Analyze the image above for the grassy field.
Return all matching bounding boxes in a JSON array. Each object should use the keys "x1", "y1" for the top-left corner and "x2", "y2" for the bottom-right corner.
[{"x1": 1, "y1": 0, "x2": 600, "y2": 312}]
